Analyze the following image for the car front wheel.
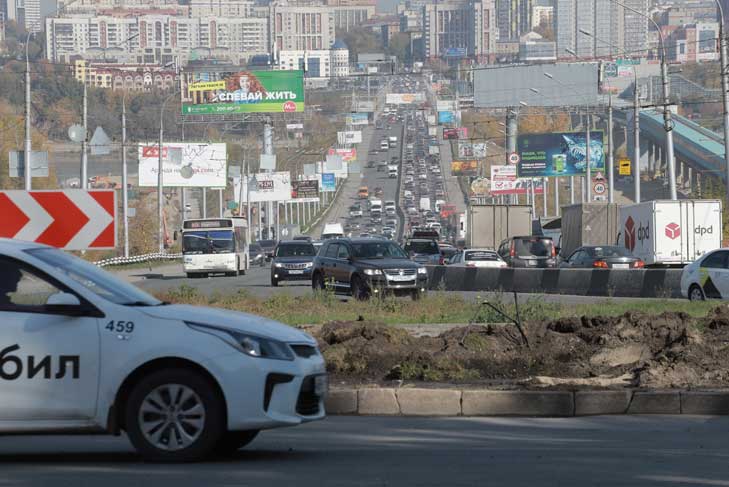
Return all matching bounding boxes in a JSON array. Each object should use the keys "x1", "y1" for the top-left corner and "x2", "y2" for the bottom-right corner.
[
  {"x1": 125, "y1": 369, "x2": 225, "y2": 462},
  {"x1": 351, "y1": 275, "x2": 371, "y2": 301},
  {"x1": 312, "y1": 272, "x2": 326, "y2": 291},
  {"x1": 689, "y1": 284, "x2": 705, "y2": 302}
]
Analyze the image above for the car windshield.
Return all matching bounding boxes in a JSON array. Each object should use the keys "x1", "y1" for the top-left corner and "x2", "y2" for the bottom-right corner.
[
  {"x1": 182, "y1": 230, "x2": 235, "y2": 254},
  {"x1": 514, "y1": 238, "x2": 554, "y2": 257},
  {"x1": 249, "y1": 244, "x2": 262, "y2": 253},
  {"x1": 26, "y1": 248, "x2": 163, "y2": 306},
  {"x1": 259, "y1": 240, "x2": 276, "y2": 248},
  {"x1": 276, "y1": 244, "x2": 316, "y2": 257},
  {"x1": 586, "y1": 246, "x2": 633, "y2": 258},
  {"x1": 466, "y1": 251, "x2": 499, "y2": 261},
  {"x1": 351, "y1": 241, "x2": 408, "y2": 259}
]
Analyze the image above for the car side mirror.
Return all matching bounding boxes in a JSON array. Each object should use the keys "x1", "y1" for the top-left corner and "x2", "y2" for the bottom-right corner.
[
  {"x1": 47, "y1": 292, "x2": 81, "y2": 307},
  {"x1": 45, "y1": 292, "x2": 94, "y2": 317}
]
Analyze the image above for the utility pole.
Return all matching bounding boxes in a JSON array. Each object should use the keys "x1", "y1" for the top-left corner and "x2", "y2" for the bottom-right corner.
[
  {"x1": 122, "y1": 98, "x2": 129, "y2": 258},
  {"x1": 81, "y1": 82, "x2": 88, "y2": 189},
  {"x1": 585, "y1": 114, "x2": 592, "y2": 202},
  {"x1": 608, "y1": 94, "x2": 614, "y2": 204},
  {"x1": 717, "y1": 0, "x2": 729, "y2": 203},
  {"x1": 158, "y1": 108, "x2": 164, "y2": 252},
  {"x1": 24, "y1": 57, "x2": 32, "y2": 190},
  {"x1": 634, "y1": 78, "x2": 641, "y2": 203}
]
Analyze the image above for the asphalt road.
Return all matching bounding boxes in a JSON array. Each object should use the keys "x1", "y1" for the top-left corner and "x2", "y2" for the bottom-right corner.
[
  {"x1": 1, "y1": 416, "x2": 727, "y2": 486},
  {"x1": 116, "y1": 263, "x2": 674, "y2": 305}
]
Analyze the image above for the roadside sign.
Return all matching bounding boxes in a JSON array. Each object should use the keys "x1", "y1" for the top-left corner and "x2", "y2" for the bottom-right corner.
[
  {"x1": 619, "y1": 158, "x2": 631, "y2": 176},
  {"x1": 508, "y1": 152, "x2": 520, "y2": 165},
  {"x1": 593, "y1": 181, "x2": 607, "y2": 195},
  {"x1": 0, "y1": 190, "x2": 116, "y2": 250}
]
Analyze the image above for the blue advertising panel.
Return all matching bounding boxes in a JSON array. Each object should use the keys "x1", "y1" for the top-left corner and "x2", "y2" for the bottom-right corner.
[
  {"x1": 517, "y1": 131, "x2": 605, "y2": 178},
  {"x1": 438, "y1": 111, "x2": 454, "y2": 124},
  {"x1": 321, "y1": 173, "x2": 336, "y2": 192}
]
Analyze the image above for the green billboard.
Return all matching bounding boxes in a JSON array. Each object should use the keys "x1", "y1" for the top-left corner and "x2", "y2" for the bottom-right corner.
[{"x1": 182, "y1": 70, "x2": 305, "y2": 115}]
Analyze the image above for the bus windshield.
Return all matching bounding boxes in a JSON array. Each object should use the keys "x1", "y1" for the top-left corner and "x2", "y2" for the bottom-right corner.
[{"x1": 183, "y1": 230, "x2": 235, "y2": 254}]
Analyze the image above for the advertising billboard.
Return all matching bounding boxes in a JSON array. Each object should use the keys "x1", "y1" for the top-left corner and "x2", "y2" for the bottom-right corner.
[
  {"x1": 328, "y1": 147, "x2": 357, "y2": 162},
  {"x1": 386, "y1": 93, "x2": 425, "y2": 104},
  {"x1": 490, "y1": 165, "x2": 545, "y2": 195},
  {"x1": 451, "y1": 160, "x2": 478, "y2": 176},
  {"x1": 438, "y1": 111, "x2": 454, "y2": 124},
  {"x1": 234, "y1": 172, "x2": 292, "y2": 202},
  {"x1": 138, "y1": 143, "x2": 227, "y2": 187},
  {"x1": 286, "y1": 123, "x2": 304, "y2": 131},
  {"x1": 443, "y1": 127, "x2": 468, "y2": 140},
  {"x1": 458, "y1": 142, "x2": 474, "y2": 158},
  {"x1": 292, "y1": 180, "x2": 319, "y2": 199},
  {"x1": 346, "y1": 113, "x2": 369, "y2": 125},
  {"x1": 436, "y1": 100, "x2": 456, "y2": 111},
  {"x1": 337, "y1": 131, "x2": 363, "y2": 145},
  {"x1": 356, "y1": 100, "x2": 376, "y2": 113},
  {"x1": 321, "y1": 173, "x2": 336, "y2": 192},
  {"x1": 182, "y1": 70, "x2": 304, "y2": 115},
  {"x1": 473, "y1": 143, "x2": 487, "y2": 158},
  {"x1": 517, "y1": 131, "x2": 605, "y2": 178}
]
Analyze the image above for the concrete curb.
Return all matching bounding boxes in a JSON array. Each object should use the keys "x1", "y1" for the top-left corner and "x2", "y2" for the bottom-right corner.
[{"x1": 325, "y1": 388, "x2": 729, "y2": 416}]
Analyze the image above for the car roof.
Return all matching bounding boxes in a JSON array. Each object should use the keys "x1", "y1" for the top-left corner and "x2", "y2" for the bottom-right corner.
[
  {"x1": 0, "y1": 238, "x2": 51, "y2": 252},
  {"x1": 278, "y1": 240, "x2": 313, "y2": 245}
]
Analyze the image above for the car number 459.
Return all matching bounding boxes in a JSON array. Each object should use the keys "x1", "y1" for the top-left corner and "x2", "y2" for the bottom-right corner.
[{"x1": 105, "y1": 321, "x2": 135, "y2": 333}]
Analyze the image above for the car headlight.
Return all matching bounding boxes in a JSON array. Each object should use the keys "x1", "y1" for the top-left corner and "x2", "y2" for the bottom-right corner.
[
  {"x1": 186, "y1": 322, "x2": 294, "y2": 361},
  {"x1": 363, "y1": 268, "x2": 382, "y2": 276},
  {"x1": 274, "y1": 262, "x2": 283, "y2": 268},
  {"x1": 417, "y1": 267, "x2": 428, "y2": 275},
  {"x1": 305, "y1": 262, "x2": 313, "y2": 268}
]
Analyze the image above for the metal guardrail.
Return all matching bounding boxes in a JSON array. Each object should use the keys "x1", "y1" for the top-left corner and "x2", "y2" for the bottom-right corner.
[{"x1": 94, "y1": 252, "x2": 182, "y2": 267}]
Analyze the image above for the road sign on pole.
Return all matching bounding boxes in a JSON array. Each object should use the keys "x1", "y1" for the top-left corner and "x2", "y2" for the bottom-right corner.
[
  {"x1": 508, "y1": 152, "x2": 520, "y2": 165},
  {"x1": 0, "y1": 190, "x2": 116, "y2": 250}
]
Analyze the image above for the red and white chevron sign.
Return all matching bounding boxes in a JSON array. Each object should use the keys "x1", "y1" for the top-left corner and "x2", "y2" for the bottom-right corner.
[{"x1": 0, "y1": 190, "x2": 116, "y2": 250}]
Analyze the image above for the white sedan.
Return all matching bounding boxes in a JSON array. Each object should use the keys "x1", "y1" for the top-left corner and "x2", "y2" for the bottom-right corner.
[
  {"x1": 449, "y1": 249, "x2": 508, "y2": 268},
  {"x1": 680, "y1": 248, "x2": 729, "y2": 301},
  {"x1": 0, "y1": 239, "x2": 327, "y2": 461}
]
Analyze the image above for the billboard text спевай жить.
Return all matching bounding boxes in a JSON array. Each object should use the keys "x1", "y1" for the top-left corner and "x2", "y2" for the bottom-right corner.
[
  {"x1": 182, "y1": 70, "x2": 304, "y2": 115},
  {"x1": 517, "y1": 131, "x2": 605, "y2": 178}
]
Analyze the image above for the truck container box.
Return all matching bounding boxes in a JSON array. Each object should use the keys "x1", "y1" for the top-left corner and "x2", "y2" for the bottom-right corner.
[
  {"x1": 618, "y1": 199, "x2": 722, "y2": 266},
  {"x1": 467, "y1": 205, "x2": 532, "y2": 249},
  {"x1": 560, "y1": 203, "x2": 621, "y2": 257}
]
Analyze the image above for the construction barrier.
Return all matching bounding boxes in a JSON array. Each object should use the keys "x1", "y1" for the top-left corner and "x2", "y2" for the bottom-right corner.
[{"x1": 426, "y1": 267, "x2": 683, "y2": 298}]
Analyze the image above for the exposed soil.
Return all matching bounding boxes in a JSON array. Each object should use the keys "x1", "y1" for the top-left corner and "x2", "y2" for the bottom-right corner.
[{"x1": 314, "y1": 305, "x2": 729, "y2": 389}]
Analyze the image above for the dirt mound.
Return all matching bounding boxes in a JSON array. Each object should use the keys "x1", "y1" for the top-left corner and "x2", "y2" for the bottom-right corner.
[{"x1": 313, "y1": 308, "x2": 729, "y2": 388}]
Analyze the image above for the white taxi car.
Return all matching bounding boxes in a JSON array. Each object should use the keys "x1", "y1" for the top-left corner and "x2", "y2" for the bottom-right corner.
[
  {"x1": 0, "y1": 239, "x2": 327, "y2": 461},
  {"x1": 681, "y1": 248, "x2": 729, "y2": 301}
]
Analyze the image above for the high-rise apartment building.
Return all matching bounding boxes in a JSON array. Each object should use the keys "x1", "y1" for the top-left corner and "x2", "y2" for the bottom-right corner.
[
  {"x1": 556, "y1": 0, "x2": 647, "y2": 60},
  {"x1": 422, "y1": 0, "x2": 496, "y2": 62},
  {"x1": 46, "y1": 15, "x2": 269, "y2": 65},
  {"x1": 269, "y1": 2, "x2": 336, "y2": 52},
  {"x1": 495, "y1": 0, "x2": 532, "y2": 41}
]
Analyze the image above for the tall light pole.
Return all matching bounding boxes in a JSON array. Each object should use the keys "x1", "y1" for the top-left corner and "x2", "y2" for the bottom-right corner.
[
  {"x1": 611, "y1": 0, "x2": 676, "y2": 200},
  {"x1": 158, "y1": 92, "x2": 179, "y2": 252},
  {"x1": 25, "y1": 0, "x2": 82, "y2": 190},
  {"x1": 577, "y1": 28, "x2": 641, "y2": 203},
  {"x1": 715, "y1": 0, "x2": 729, "y2": 203}
]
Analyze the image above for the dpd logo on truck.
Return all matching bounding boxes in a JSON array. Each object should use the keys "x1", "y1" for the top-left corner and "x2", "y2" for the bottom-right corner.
[
  {"x1": 665, "y1": 223, "x2": 681, "y2": 240},
  {"x1": 625, "y1": 217, "x2": 636, "y2": 251}
]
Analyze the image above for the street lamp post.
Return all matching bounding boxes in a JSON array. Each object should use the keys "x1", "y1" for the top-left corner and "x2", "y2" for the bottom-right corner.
[
  {"x1": 611, "y1": 0, "x2": 677, "y2": 200},
  {"x1": 577, "y1": 28, "x2": 641, "y2": 203},
  {"x1": 714, "y1": 0, "x2": 729, "y2": 204},
  {"x1": 158, "y1": 92, "x2": 178, "y2": 252}
]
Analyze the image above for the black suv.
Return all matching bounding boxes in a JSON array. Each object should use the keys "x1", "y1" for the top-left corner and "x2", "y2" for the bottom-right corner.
[
  {"x1": 270, "y1": 240, "x2": 317, "y2": 286},
  {"x1": 311, "y1": 238, "x2": 428, "y2": 300}
]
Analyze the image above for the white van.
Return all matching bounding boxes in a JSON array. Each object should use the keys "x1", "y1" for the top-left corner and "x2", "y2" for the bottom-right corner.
[{"x1": 321, "y1": 223, "x2": 344, "y2": 240}]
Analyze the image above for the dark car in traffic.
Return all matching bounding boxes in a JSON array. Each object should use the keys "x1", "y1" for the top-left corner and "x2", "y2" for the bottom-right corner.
[
  {"x1": 248, "y1": 242, "x2": 266, "y2": 267},
  {"x1": 311, "y1": 238, "x2": 428, "y2": 300},
  {"x1": 258, "y1": 239, "x2": 277, "y2": 261},
  {"x1": 560, "y1": 245, "x2": 645, "y2": 269},
  {"x1": 497, "y1": 236, "x2": 558, "y2": 268},
  {"x1": 270, "y1": 240, "x2": 317, "y2": 286}
]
